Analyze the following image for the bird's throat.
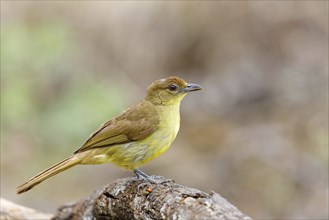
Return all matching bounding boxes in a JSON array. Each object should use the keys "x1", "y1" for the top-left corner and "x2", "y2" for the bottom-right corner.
[{"x1": 155, "y1": 102, "x2": 181, "y2": 139}]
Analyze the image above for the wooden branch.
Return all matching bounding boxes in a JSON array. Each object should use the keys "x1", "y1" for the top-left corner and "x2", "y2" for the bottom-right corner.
[
  {"x1": 52, "y1": 176, "x2": 252, "y2": 220},
  {"x1": 0, "y1": 198, "x2": 52, "y2": 220}
]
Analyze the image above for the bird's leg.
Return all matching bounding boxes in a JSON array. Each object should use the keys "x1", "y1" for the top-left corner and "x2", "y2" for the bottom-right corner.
[
  {"x1": 133, "y1": 169, "x2": 154, "y2": 182},
  {"x1": 133, "y1": 169, "x2": 150, "y2": 180},
  {"x1": 133, "y1": 169, "x2": 141, "y2": 179},
  {"x1": 133, "y1": 169, "x2": 156, "y2": 191}
]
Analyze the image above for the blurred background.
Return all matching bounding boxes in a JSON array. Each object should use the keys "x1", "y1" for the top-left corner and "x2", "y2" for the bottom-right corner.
[{"x1": 1, "y1": 1, "x2": 328, "y2": 219}]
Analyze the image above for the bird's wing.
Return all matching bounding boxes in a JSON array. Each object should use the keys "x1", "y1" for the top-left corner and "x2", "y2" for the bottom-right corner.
[{"x1": 74, "y1": 100, "x2": 159, "y2": 154}]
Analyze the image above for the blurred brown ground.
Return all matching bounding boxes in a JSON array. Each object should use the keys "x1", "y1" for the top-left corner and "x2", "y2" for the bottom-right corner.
[{"x1": 1, "y1": 1, "x2": 328, "y2": 219}]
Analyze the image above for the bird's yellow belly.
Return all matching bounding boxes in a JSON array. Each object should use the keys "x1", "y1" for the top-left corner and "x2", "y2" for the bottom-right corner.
[
  {"x1": 113, "y1": 129, "x2": 177, "y2": 169},
  {"x1": 81, "y1": 129, "x2": 176, "y2": 170},
  {"x1": 81, "y1": 104, "x2": 180, "y2": 170}
]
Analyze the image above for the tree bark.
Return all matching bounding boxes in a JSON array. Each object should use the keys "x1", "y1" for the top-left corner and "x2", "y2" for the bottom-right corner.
[{"x1": 52, "y1": 176, "x2": 252, "y2": 220}]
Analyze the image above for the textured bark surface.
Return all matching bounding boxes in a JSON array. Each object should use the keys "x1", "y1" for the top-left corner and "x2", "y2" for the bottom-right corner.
[{"x1": 52, "y1": 176, "x2": 252, "y2": 220}]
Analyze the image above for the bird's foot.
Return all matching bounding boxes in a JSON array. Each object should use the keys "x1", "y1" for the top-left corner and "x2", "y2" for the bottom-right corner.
[
  {"x1": 133, "y1": 169, "x2": 156, "y2": 193},
  {"x1": 137, "y1": 182, "x2": 153, "y2": 192},
  {"x1": 133, "y1": 169, "x2": 156, "y2": 183},
  {"x1": 133, "y1": 169, "x2": 175, "y2": 184}
]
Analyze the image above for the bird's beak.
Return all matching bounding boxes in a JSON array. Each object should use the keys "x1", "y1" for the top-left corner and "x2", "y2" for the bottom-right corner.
[{"x1": 182, "y1": 83, "x2": 202, "y2": 93}]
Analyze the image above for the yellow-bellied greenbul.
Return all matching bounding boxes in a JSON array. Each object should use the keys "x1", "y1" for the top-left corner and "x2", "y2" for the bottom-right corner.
[{"x1": 16, "y1": 76, "x2": 202, "y2": 194}]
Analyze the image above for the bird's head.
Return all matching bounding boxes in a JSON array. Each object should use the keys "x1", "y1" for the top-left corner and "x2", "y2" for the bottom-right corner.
[{"x1": 145, "y1": 76, "x2": 202, "y2": 105}]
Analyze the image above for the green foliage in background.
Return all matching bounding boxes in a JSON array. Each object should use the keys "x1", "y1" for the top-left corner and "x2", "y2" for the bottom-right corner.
[{"x1": 1, "y1": 22, "x2": 127, "y2": 156}]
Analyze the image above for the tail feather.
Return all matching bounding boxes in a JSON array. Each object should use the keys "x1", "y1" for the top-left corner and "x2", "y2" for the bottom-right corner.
[{"x1": 16, "y1": 155, "x2": 80, "y2": 194}]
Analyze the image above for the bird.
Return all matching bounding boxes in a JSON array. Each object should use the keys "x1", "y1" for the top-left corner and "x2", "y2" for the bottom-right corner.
[{"x1": 16, "y1": 76, "x2": 202, "y2": 194}]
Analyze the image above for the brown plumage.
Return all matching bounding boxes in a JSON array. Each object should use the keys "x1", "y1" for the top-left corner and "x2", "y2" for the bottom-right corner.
[{"x1": 75, "y1": 100, "x2": 160, "y2": 153}]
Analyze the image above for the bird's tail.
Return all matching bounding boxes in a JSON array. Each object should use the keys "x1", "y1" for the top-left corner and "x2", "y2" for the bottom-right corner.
[{"x1": 16, "y1": 155, "x2": 81, "y2": 194}]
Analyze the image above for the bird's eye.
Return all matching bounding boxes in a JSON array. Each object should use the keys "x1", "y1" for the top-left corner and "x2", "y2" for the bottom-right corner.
[{"x1": 168, "y1": 84, "x2": 178, "y2": 91}]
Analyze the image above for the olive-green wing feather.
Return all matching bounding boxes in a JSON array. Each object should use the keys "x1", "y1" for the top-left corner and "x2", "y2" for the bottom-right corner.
[{"x1": 74, "y1": 100, "x2": 159, "y2": 154}]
